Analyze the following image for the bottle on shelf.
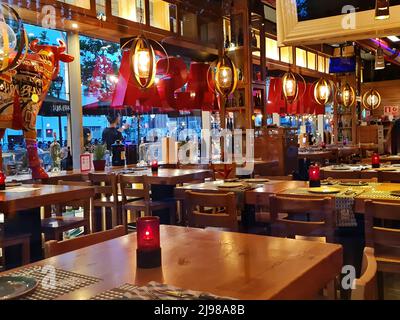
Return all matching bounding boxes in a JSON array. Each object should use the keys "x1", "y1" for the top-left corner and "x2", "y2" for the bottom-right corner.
[
  {"x1": 66, "y1": 147, "x2": 73, "y2": 171},
  {"x1": 251, "y1": 30, "x2": 258, "y2": 48},
  {"x1": 238, "y1": 92, "x2": 244, "y2": 107}
]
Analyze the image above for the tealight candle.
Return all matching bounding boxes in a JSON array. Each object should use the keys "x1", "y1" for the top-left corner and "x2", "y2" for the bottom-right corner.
[
  {"x1": 309, "y1": 165, "x2": 321, "y2": 188},
  {"x1": 151, "y1": 160, "x2": 159, "y2": 173},
  {"x1": 372, "y1": 153, "x2": 380, "y2": 169},
  {"x1": 136, "y1": 216, "x2": 161, "y2": 268}
]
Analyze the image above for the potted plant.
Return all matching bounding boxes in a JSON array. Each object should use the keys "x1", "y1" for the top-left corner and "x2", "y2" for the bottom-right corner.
[{"x1": 93, "y1": 144, "x2": 107, "y2": 171}]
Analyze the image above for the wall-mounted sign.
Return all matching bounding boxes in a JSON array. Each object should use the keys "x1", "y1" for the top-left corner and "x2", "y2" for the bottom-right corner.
[{"x1": 384, "y1": 106, "x2": 400, "y2": 117}]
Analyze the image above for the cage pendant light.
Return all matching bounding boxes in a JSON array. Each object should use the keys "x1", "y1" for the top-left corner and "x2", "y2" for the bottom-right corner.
[
  {"x1": 314, "y1": 78, "x2": 332, "y2": 105},
  {"x1": 375, "y1": 0, "x2": 390, "y2": 20},
  {"x1": 362, "y1": 89, "x2": 382, "y2": 110},
  {"x1": 214, "y1": 54, "x2": 238, "y2": 97},
  {"x1": 282, "y1": 72, "x2": 299, "y2": 104},
  {"x1": 342, "y1": 83, "x2": 356, "y2": 107}
]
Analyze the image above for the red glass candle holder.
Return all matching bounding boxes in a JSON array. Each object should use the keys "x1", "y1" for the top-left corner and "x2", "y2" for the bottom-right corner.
[
  {"x1": 151, "y1": 160, "x2": 159, "y2": 173},
  {"x1": 309, "y1": 165, "x2": 321, "y2": 188},
  {"x1": 372, "y1": 153, "x2": 380, "y2": 169},
  {"x1": 0, "y1": 171, "x2": 6, "y2": 190},
  {"x1": 136, "y1": 216, "x2": 161, "y2": 269}
]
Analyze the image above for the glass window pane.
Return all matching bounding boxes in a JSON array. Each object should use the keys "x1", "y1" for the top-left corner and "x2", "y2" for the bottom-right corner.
[
  {"x1": 112, "y1": 0, "x2": 146, "y2": 23},
  {"x1": 57, "y1": 0, "x2": 91, "y2": 9},
  {"x1": 296, "y1": 48, "x2": 307, "y2": 68},
  {"x1": 280, "y1": 46, "x2": 293, "y2": 64},
  {"x1": 307, "y1": 52, "x2": 316, "y2": 70},
  {"x1": 180, "y1": 10, "x2": 198, "y2": 39},
  {"x1": 266, "y1": 38, "x2": 279, "y2": 60},
  {"x1": 318, "y1": 55, "x2": 325, "y2": 73},
  {"x1": 325, "y1": 57, "x2": 330, "y2": 73},
  {"x1": 150, "y1": 0, "x2": 177, "y2": 32}
]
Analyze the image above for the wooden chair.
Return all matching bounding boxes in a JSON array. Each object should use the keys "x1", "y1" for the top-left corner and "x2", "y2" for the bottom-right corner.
[
  {"x1": 321, "y1": 170, "x2": 361, "y2": 180},
  {"x1": 0, "y1": 227, "x2": 30, "y2": 270},
  {"x1": 377, "y1": 171, "x2": 400, "y2": 183},
  {"x1": 270, "y1": 196, "x2": 335, "y2": 243},
  {"x1": 41, "y1": 180, "x2": 92, "y2": 241},
  {"x1": 185, "y1": 191, "x2": 238, "y2": 232},
  {"x1": 351, "y1": 247, "x2": 378, "y2": 300},
  {"x1": 88, "y1": 173, "x2": 121, "y2": 231},
  {"x1": 119, "y1": 175, "x2": 176, "y2": 227},
  {"x1": 44, "y1": 225, "x2": 126, "y2": 258},
  {"x1": 211, "y1": 163, "x2": 237, "y2": 180},
  {"x1": 364, "y1": 200, "x2": 400, "y2": 299}
]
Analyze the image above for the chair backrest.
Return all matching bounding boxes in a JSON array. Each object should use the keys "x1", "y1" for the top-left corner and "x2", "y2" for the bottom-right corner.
[
  {"x1": 377, "y1": 171, "x2": 400, "y2": 183},
  {"x1": 364, "y1": 200, "x2": 400, "y2": 252},
  {"x1": 58, "y1": 180, "x2": 92, "y2": 187},
  {"x1": 185, "y1": 191, "x2": 238, "y2": 231},
  {"x1": 321, "y1": 170, "x2": 361, "y2": 180},
  {"x1": 269, "y1": 195, "x2": 335, "y2": 242},
  {"x1": 119, "y1": 174, "x2": 150, "y2": 202},
  {"x1": 88, "y1": 172, "x2": 118, "y2": 202},
  {"x1": 351, "y1": 247, "x2": 378, "y2": 300},
  {"x1": 44, "y1": 225, "x2": 126, "y2": 258},
  {"x1": 211, "y1": 163, "x2": 237, "y2": 180}
]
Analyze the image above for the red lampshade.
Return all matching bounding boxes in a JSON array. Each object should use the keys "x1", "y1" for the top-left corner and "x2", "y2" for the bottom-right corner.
[
  {"x1": 372, "y1": 153, "x2": 380, "y2": 166},
  {"x1": 137, "y1": 216, "x2": 160, "y2": 251},
  {"x1": 309, "y1": 165, "x2": 320, "y2": 181}
]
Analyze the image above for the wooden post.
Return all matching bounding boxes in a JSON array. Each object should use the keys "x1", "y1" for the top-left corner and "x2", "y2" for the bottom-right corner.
[{"x1": 67, "y1": 32, "x2": 84, "y2": 169}]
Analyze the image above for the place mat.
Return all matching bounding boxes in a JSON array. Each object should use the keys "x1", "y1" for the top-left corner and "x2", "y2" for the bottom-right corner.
[
  {"x1": 5, "y1": 265, "x2": 101, "y2": 300},
  {"x1": 357, "y1": 190, "x2": 400, "y2": 201},
  {"x1": 90, "y1": 282, "x2": 235, "y2": 300}
]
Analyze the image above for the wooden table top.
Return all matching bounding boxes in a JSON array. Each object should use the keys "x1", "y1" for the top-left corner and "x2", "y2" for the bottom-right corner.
[
  {"x1": 2, "y1": 226, "x2": 343, "y2": 300},
  {"x1": 0, "y1": 184, "x2": 94, "y2": 214},
  {"x1": 7, "y1": 167, "x2": 212, "y2": 186},
  {"x1": 175, "y1": 180, "x2": 309, "y2": 206}
]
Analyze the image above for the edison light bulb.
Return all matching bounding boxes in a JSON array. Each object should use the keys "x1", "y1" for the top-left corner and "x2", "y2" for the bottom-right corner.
[
  {"x1": 135, "y1": 49, "x2": 151, "y2": 78},
  {"x1": 319, "y1": 84, "x2": 329, "y2": 99},
  {"x1": 285, "y1": 78, "x2": 295, "y2": 95},
  {"x1": 218, "y1": 66, "x2": 232, "y2": 89}
]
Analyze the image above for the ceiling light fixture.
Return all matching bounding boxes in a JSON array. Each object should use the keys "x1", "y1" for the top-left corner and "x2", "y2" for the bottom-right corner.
[
  {"x1": 375, "y1": 40, "x2": 386, "y2": 70},
  {"x1": 375, "y1": 0, "x2": 390, "y2": 20},
  {"x1": 387, "y1": 35, "x2": 400, "y2": 42}
]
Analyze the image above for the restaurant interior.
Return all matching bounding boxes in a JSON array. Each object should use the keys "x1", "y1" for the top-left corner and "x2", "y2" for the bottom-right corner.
[{"x1": 0, "y1": 0, "x2": 399, "y2": 302}]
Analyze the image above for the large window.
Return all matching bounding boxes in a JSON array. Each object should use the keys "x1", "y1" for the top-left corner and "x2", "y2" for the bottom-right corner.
[
  {"x1": 149, "y1": 0, "x2": 177, "y2": 32},
  {"x1": 266, "y1": 37, "x2": 279, "y2": 60},
  {"x1": 112, "y1": 0, "x2": 146, "y2": 23}
]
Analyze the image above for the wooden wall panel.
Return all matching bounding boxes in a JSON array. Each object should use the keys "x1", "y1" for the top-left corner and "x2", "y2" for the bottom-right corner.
[{"x1": 362, "y1": 80, "x2": 400, "y2": 117}]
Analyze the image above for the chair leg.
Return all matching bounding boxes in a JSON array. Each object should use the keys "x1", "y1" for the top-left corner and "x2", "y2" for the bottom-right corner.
[
  {"x1": 378, "y1": 271, "x2": 385, "y2": 300},
  {"x1": 21, "y1": 240, "x2": 30, "y2": 265}
]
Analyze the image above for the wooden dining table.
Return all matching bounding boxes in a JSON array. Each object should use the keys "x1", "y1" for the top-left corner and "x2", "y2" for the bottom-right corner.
[
  {"x1": 1, "y1": 226, "x2": 343, "y2": 300},
  {"x1": 1, "y1": 184, "x2": 95, "y2": 266}
]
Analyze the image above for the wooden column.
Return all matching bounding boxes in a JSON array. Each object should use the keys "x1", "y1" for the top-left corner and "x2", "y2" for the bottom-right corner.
[{"x1": 67, "y1": 32, "x2": 84, "y2": 169}]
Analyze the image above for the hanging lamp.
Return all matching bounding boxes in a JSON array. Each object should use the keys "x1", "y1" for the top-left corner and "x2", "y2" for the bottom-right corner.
[
  {"x1": 362, "y1": 89, "x2": 382, "y2": 110},
  {"x1": 375, "y1": 0, "x2": 390, "y2": 20},
  {"x1": 375, "y1": 40, "x2": 385, "y2": 70},
  {"x1": 341, "y1": 82, "x2": 356, "y2": 107},
  {"x1": 0, "y1": 3, "x2": 27, "y2": 74},
  {"x1": 314, "y1": 78, "x2": 332, "y2": 105},
  {"x1": 213, "y1": 54, "x2": 238, "y2": 97}
]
